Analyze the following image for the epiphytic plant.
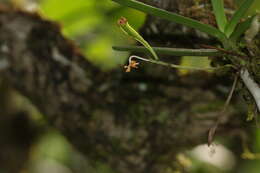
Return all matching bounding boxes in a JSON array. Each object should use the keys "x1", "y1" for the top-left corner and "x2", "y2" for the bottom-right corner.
[{"x1": 112, "y1": 0, "x2": 259, "y2": 145}]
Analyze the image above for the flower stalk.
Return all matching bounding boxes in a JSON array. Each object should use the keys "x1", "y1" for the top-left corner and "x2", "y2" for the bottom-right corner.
[{"x1": 124, "y1": 55, "x2": 233, "y2": 72}]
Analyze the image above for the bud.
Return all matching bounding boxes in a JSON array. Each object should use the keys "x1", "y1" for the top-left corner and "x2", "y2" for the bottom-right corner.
[{"x1": 117, "y1": 17, "x2": 158, "y2": 60}]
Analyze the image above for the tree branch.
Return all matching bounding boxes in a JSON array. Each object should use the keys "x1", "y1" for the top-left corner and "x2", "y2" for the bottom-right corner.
[{"x1": 0, "y1": 5, "x2": 245, "y2": 173}]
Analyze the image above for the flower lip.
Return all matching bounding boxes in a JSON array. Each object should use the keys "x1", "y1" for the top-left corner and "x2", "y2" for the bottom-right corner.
[{"x1": 124, "y1": 59, "x2": 139, "y2": 72}]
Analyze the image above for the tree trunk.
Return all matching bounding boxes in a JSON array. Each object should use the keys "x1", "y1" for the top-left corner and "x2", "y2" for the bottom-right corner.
[{"x1": 0, "y1": 1, "x2": 254, "y2": 173}]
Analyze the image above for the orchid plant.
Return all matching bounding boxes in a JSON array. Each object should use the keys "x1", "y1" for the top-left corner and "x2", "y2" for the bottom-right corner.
[{"x1": 112, "y1": 0, "x2": 259, "y2": 145}]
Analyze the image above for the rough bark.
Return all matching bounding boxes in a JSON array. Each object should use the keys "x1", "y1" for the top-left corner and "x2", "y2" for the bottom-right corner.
[{"x1": 0, "y1": 2, "x2": 252, "y2": 173}]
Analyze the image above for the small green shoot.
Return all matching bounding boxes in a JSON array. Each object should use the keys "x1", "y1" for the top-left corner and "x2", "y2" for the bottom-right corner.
[
  {"x1": 118, "y1": 17, "x2": 158, "y2": 60},
  {"x1": 230, "y1": 15, "x2": 256, "y2": 42},
  {"x1": 211, "y1": 0, "x2": 227, "y2": 32},
  {"x1": 224, "y1": 0, "x2": 255, "y2": 37}
]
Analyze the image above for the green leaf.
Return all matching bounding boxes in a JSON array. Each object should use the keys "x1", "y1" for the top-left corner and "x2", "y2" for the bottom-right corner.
[
  {"x1": 230, "y1": 15, "x2": 256, "y2": 42},
  {"x1": 235, "y1": 0, "x2": 260, "y2": 16},
  {"x1": 179, "y1": 56, "x2": 212, "y2": 75},
  {"x1": 112, "y1": 0, "x2": 227, "y2": 43},
  {"x1": 112, "y1": 45, "x2": 222, "y2": 57},
  {"x1": 224, "y1": 0, "x2": 255, "y2": 37},
  {"x1": 211, "y1": 0, "x2": 227, "y2": 32}
]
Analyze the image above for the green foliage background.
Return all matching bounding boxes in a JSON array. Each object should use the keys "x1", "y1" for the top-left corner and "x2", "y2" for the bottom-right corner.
[{"x1": 40, "y1": 0, "x2": 146, "y2": 69}]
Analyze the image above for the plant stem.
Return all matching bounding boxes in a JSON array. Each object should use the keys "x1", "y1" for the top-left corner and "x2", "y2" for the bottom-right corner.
[
  {"x1": 113, "y1": 46, "x2": 223, "y2": 57},
  {"x1": 240, "y1": 68, "x2": 260, "y2": 112},
  {"x1": 129, "y1": 55, "x2": 232, "y2": 71}
]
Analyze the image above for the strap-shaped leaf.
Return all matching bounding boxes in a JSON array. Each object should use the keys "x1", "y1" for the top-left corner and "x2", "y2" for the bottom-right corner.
[
  {"x1": 224, "y1": 0, "x2": 255, "y2": 37},
  {"x1": 211, "y1": 0, "x2": 227, "y2": 32},
  {"x1": 230, "y1": 15, "x2": 256, "y2": 42},
  {"x1": 112, "y1": 0, "x2": 227, "y2": 43},
  {"x1": 112, "y1": 45, "x2": 222, "y2": 57}
]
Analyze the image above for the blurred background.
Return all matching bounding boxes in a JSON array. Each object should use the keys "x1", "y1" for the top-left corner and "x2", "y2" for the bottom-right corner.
[{"x1": 1, "y1": 0, "x2": 260, "y2": 173}]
